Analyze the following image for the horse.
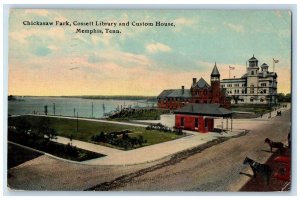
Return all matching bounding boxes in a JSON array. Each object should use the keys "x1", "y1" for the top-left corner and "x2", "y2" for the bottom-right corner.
[
  {"x1": 243, "y1": 157, "x2": 272, "y2": 185},
  {"x1": 265, "y1": 138, "x2": 284, "y2": 153}
]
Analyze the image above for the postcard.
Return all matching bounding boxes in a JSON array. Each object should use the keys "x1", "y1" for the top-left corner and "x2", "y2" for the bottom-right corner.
[{"x1": 7, "y1": 8, "x2": 292, "y2": 192}]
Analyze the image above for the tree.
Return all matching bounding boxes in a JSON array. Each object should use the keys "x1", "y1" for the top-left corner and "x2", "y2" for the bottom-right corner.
[
  {"x1": 277, "y1": 93, "x2": 285, "y2": 102},
  {"x1": 277, "y1": 93, "x2": 291, "y2": 103},
  {"x1": 15, "y1": 117, "x2": 31, "y2": 135},
  {"x1": 33, "y1": 117, "x2": 57, "y2": 143},
  {"x1": 99, "y1": 131, "x2": 106, "y2": 142},
  {"x1": 137, "y1": 135, "x2": 146, "y2": 147},
  {"x1": 8, "y1": 95, "x2": 16, "y2": 101},
  {"x1": 231, "y1": 95, "x2": 240, "y2": 104},
  {"x1": 285, "y1": 93, "x2": 291, "y2": 102}
]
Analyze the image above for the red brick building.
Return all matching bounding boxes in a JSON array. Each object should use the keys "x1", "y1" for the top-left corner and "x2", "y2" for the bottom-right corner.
[
  {"x1": 157, "y1": 63, "x2": 231, "y2": 109},
  {"x1": 174, "y1": 103, "x2": 233, "y2": 133}
]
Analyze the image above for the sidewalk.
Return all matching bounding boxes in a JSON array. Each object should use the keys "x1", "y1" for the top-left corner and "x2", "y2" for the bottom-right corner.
[
  {"x1": 53, "y1": 136, "x2": 122, "y2": 155},
  {"x1": 51, "y1": 129, "x2": 243, "y2": 166}
]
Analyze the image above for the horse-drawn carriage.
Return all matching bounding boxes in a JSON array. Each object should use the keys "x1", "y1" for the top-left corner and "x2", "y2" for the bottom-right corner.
[{"x1": 277, "y1": 110, "x2": 281, "y2": 116}]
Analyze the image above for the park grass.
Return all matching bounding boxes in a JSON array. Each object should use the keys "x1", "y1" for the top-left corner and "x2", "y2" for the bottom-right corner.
[
  {"x1": 11, "y1": 116, "x2": 183, "y2": 148},
  {"x1": 8, "y1": 143, "x2": 42, "y2": 169}
]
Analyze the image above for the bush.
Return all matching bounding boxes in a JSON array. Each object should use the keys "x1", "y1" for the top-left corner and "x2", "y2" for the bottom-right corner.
[
  {"x1": 65, "y1": 143, "x2": 79, "y2": 157},
  {"x1": 90, "y1": 130, "x2": 146, "y2": 150}
]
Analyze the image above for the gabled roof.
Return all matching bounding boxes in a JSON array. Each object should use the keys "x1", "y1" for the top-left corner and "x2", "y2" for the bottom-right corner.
[
  {"x1": 174, "y1": 103, "x2": 233, "y2": 117},
  {"x1": 192, "y1": 77, "x2": 210, "y2": 88},
  {"x1": 211, "y1": 63, "x2": 220, "y2": 76},
  {"x1": 157, "y1": 89, "x2": 191, "y2": 99},
  {"x1": 157, "y1": 90, "x2": 174, "y2": 98}
]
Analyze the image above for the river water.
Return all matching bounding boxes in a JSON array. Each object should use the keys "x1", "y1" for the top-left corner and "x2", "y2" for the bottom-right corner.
[{"x1": 8, "y1": 97, "x2": 156, "y2": 118}]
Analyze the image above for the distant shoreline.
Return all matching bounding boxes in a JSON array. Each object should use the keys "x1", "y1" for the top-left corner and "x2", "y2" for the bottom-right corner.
[{"x1": 8, "y1": 95, "x2": 158, "y2": 102}]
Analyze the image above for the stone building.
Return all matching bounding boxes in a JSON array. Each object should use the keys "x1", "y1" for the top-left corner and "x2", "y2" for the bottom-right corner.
[{"x1": 220, "y1": 55, "x2": 278, "y2": 105}]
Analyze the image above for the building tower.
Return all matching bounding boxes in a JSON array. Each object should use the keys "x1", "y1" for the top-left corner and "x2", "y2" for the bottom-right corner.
[
  {"x1": 211, "y1": 62, "x2": 220, "y2": 103},
  {"x1": 247, "y1": 55, "x2": 259, "y2": 98},
  {"x1": 260, "y1": 63, "x2": 269, "y2": 73}
]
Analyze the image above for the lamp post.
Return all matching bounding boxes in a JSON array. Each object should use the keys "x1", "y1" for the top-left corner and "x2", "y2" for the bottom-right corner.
[
  {"x1": 91, "y1": 102, "x2": 94, "y2": 118},
  {"x1": 53, "y1": 103, "x2": 56, "y2": 116},
  {"x1": 76, "y1": 112, "x2": 78, "y2": 132}
]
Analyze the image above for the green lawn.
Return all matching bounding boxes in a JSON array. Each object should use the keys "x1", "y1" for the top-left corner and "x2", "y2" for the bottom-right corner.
[{"x1": 10, "y1": 116, "x2": 183, "y2": 148}]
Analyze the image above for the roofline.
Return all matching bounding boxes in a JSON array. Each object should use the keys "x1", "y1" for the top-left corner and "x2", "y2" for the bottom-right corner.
[{"x1": 174, "y1": 111, "x2": 233, "y2": 117}]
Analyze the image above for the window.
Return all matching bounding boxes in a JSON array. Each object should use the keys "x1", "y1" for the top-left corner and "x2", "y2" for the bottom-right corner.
[
  {"x1": 261, "y1": 83, "x2": 267, "y2": 87},
  {"x1": 260, "y1": 98, "x2": 264, "y2": 102},
  {"x1": 205, "y1": 118, "x2": 208, "y2": 128},
  {"x1": 181, "y1": 117, "x2": 184, "y2": 126},
  {"x1": 251, "y1": 71, "x2": 254, "y2": 75},
  {"x1": 250, "y1": 98, "x2": 254, "y2": 102},
  {"x1": 264, "y1": 89, "x2": 267, "y2": 93},
  {"x1": 250, "y1": 84, "x2": 254, "y2": 94},
  {"x1": 195, "y1": 118, "x2": 199, "y2": 128}
]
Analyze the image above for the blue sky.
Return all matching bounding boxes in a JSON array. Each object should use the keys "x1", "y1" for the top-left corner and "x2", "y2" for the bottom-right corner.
[{"x1": 9, "y1": 9, "x2": 291, "y2": 95}]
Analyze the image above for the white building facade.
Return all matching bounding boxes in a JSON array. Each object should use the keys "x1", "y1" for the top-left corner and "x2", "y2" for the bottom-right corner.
[{"x1": 220, "y1": 55, "x2": 278, "y2": 105}]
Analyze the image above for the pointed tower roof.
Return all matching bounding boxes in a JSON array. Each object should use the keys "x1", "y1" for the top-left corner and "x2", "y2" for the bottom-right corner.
[
  {"x1": 211, "y1": 62, "x2": 220, "y2": 76},
  {"x1": 248, "y1": 54, "x2": 258, "y2": 62}
]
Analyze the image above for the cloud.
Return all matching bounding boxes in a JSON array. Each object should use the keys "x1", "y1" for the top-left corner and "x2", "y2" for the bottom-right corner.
[
  {"x1": 10, "y1": 27, "x2": 66, "y2": 44},
  {"x1": 174, "y1": 17, "x2": 195, "y2": 26},
  {"x1": 91, "y1": 34, "x2": 112, "y2": 46},
  {"x1": 87, "y1": 50, "x2": 153, "y2": 69},
  {"x1": 223, "y1": 22, "x2": 244, "y2": 32},
  {"x1": 146, "y1": 42, "x2": 172, "y2": 54}
]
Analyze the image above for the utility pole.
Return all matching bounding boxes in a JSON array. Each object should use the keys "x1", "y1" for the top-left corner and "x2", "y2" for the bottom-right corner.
[
  {"x1": 91, "y1": 102, "x2": 94, "y2": 118},
  {"x1": 44, "y1": 105, "x2": 48, "y2": 115},
  {"x1": 76, "y1": 112, "x2": 78, "y2": 132},
  {"x1": 74, "y1": 108, "x2": 76, "y2": 117},
  {"x1": 53, "y1": 103, "x2": 56, "y2": 116},
  {"x1": 102, "y1": 103, "x2": 105, "y2": 116}
]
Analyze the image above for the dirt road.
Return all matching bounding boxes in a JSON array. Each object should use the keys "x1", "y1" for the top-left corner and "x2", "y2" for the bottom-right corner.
[{"x1": 94, "y1": 109, "x2": 291, "y2": 191}]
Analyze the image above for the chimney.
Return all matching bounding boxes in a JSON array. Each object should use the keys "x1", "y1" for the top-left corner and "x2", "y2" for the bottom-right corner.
[
  {"x1": 181, "y1": 86, "x2": 184, "y2": 94},
  {"x1": 192, "y1": 78, "x2": 197, "y2": 85}
]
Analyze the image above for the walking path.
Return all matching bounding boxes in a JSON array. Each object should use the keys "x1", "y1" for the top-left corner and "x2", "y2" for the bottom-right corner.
[
  {"x1": 27, "y1": 103, "x2": 290, "y2": 166},
  {"x1": 54, "y1": 136, "x2": 122, "y2": 155},
  {"x1": 27, "y1": 114, "x2": 148, "y2": 128}
]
